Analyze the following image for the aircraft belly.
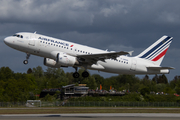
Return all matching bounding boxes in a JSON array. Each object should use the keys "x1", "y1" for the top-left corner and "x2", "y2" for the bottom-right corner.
[{"x1": 98, "y1": 60, "x2": 131, "y2": 74}]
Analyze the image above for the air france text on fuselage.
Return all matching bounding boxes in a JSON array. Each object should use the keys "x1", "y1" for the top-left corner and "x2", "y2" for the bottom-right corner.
[{"x1": 38, "y1": 37, "x2": 69, "y2": 47}]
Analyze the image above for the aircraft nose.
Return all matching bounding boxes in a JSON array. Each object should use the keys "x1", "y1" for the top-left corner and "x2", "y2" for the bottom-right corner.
[{"x1": 4, "y1": 37, "x2": 12, "y2": 45}]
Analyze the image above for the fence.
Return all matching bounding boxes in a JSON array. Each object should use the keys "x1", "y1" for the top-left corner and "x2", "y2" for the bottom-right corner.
[
  {"x1": 0, "y1": 101, "x2": 180, "y2": 107},
  {"x1": 0, "y1": 102, "x2": 26, "y2": 107},
  {"x1": 64, "y1": 101, "x2": 180, "y2": 107}
]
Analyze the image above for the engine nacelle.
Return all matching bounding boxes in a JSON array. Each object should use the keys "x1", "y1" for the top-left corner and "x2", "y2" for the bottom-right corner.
[
  {"x1": 44, "y1": 58, "x2": 61, "y2": 68},
  {"x1": 56, "y1": 53, "x2": 78, "y2": 66}
]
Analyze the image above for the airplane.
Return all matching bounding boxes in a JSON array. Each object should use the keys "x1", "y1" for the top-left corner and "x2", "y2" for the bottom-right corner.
[{"x1": 4, "y1": 32, "x2": 174, "y2": 78}]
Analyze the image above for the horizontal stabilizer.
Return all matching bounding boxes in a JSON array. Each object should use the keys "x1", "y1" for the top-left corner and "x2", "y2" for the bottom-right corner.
[{"x1": 147, "y1": 67, "x2": 175, "y2": 70}]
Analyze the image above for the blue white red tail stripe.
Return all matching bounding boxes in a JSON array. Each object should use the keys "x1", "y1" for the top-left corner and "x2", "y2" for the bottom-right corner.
[
  {"x1": 147, "y1": 42, "x2": 170, "y2": 60},
  {"x1": 140, "y1": 36, "x2": 171, "y2": 59},
  {"x1": 136, "y1": 35, "x2": 173, "y2": 65},
  {"x1": 152, "y1": 48, "x2": 168, "y2": 61}
]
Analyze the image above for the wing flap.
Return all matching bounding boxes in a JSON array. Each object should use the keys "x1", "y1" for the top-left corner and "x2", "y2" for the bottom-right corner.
[{"x1": 76, "y1": 51, "x2": 132, "y2": 64}]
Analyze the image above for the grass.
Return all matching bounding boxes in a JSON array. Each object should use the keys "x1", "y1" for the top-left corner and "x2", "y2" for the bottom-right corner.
[{"x1": 0, "y1": 107, "x2": 180, "y2": 114}]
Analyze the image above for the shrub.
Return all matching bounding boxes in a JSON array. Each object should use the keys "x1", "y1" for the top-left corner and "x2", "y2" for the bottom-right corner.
[{"x1": 140, "y1": 87, "x2": 150, "y2": 96}]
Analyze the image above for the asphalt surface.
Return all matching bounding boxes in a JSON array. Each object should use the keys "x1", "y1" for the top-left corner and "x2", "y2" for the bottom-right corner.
[{"x1": 1, "y1": 113, "x2": 180, "y2": 120}]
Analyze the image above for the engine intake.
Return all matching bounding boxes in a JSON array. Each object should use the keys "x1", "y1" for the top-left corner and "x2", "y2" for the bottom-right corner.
[{"x1": 44, "y1": 58, "x2": 61, "y2": 68}]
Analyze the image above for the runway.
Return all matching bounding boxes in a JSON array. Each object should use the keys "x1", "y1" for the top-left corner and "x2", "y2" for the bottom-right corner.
[{"x1": 1, "y1": 113, "x2": 180, "y2": 120}]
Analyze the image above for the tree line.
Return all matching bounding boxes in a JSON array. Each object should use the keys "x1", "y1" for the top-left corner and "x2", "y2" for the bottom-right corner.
[{"x1": 0, "y1": 66, "x2": 180, "y2": 102}]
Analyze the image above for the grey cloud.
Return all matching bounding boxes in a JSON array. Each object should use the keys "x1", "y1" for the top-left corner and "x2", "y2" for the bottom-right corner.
[
  {"x1": 0, "y1": 0, "x2": 95, "y2": 26},
  {"x1": 0, "y1": 0, "x2": 180, "y2": 80}
]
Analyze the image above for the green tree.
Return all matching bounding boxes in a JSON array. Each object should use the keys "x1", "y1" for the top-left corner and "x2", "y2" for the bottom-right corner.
[
  {"x1": 140, "y1": 87, "x2": 150, "y2": 96},
  {"x1": 32, "y1": 66, "x2": 44, "y2": 78},
  {"x1": 92, "y1": 74, "x2": 104, "y2": 88},
  {"x1": 156, "y1": 83, "x2": 167, "y2": 92},
  {"x1": 0, "y1": 67, "x2": 14, "y2": 81}
]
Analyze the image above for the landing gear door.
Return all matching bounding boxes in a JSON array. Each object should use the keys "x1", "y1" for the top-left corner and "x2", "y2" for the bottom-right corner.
[{"x1": 130, "y1": 59, "x2": 137, "y2": 71}]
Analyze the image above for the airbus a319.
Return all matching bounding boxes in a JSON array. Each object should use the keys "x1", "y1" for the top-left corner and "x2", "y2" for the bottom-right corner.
[{"x1": 4, "y1": 32, "x2": 174, "y2": 78}]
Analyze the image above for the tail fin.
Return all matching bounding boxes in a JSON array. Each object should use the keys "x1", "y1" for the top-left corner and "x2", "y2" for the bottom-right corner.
[{"x1": 136, "y1": 35, "x2": 173, "y2": 65}]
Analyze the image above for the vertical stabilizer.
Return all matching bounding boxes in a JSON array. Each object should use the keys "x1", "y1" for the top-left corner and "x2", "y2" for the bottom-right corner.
[{"x1": 136, "y1": 36, "x2": 173, "y2": 65}]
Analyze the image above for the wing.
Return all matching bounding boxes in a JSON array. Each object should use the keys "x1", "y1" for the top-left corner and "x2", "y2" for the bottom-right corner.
[{"x1": 76, "y1": 51, "x2": 133, "y2": 64}]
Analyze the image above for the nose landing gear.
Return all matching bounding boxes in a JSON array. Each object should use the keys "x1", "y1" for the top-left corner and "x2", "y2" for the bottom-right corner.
[{"x1": 23, "y1": 53, "x2": 30, "y2": 65}]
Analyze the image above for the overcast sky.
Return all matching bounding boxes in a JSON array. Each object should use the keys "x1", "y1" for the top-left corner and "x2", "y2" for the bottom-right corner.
[{"x1": 0, "y1": 0, "x2": 180, "y2": 80}]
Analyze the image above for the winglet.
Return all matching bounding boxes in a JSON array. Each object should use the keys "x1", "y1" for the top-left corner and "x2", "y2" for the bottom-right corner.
[{"x1": 128, "y1": 51, "x2": 134, "y2": 56}]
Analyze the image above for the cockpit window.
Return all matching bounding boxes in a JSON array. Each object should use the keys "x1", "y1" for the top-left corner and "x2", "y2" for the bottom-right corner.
[{"x1": 13, "y1": 34, "x2": 23, "y2": 38}]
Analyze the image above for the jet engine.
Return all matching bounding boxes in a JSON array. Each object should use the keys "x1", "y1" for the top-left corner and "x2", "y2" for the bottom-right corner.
[
  {"x1": 44, "y1": 52, "x2": 78, "y2": 68},
  {"x1": 44, "y1": 58, "x2": 61, "y2": 68},
  {"x1": 56, "y1": 52, "x2": 78, "y2": 66}
]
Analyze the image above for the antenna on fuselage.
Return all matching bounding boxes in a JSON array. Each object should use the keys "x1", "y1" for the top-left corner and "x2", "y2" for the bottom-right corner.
[{"x1": 34, "y1": 31, "x2": 37, "y2": 34}]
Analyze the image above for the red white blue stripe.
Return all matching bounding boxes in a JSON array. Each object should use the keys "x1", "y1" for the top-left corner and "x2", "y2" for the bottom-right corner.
[{"x1": 138, "y1": 36, "x2": 172, "y2": 61}]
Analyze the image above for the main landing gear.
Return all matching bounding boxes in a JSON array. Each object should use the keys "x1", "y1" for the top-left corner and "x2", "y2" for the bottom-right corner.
[
  {"x1": 73, "y1": 67, "x2": 89, "y2": 78},
  {"x1": 82, "y1": 71, "x2": 89, "y2": 78},
  {"x1": 23, "y1": 53, "x2": 30, "y2": 65}
]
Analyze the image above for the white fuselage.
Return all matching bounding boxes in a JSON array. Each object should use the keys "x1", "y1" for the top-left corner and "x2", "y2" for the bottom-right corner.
[{"x1": 4, "y1": 32, "x2": 170, "y2": 75}]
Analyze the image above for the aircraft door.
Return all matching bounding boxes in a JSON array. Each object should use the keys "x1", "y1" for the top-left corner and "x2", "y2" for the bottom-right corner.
[
  {"x1": 130, "y1": 59, "x2": 137, "y2": 71},
  {"x1": 28, "y1": 34, "x2": 36, "y2": 46}
]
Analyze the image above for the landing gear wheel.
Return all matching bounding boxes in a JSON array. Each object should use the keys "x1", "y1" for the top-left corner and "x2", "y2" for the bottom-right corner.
[
  {"x1": 23, "y1": 53, "x2": 30, "y2": 65},
  {"x1": 23, "y1": 60, "x2": 28, "y2": 64},
  {"x1": 82, "y1": 71, "x2": 89, "y2": 78},
  {"x1": 73, "y1": 72, "x2": 80, "y2": 78}
]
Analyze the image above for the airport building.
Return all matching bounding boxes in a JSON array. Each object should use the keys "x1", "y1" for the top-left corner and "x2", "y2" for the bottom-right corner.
[{"x1": 40, "y1": 84, "x2": 89, "y2": 100}]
